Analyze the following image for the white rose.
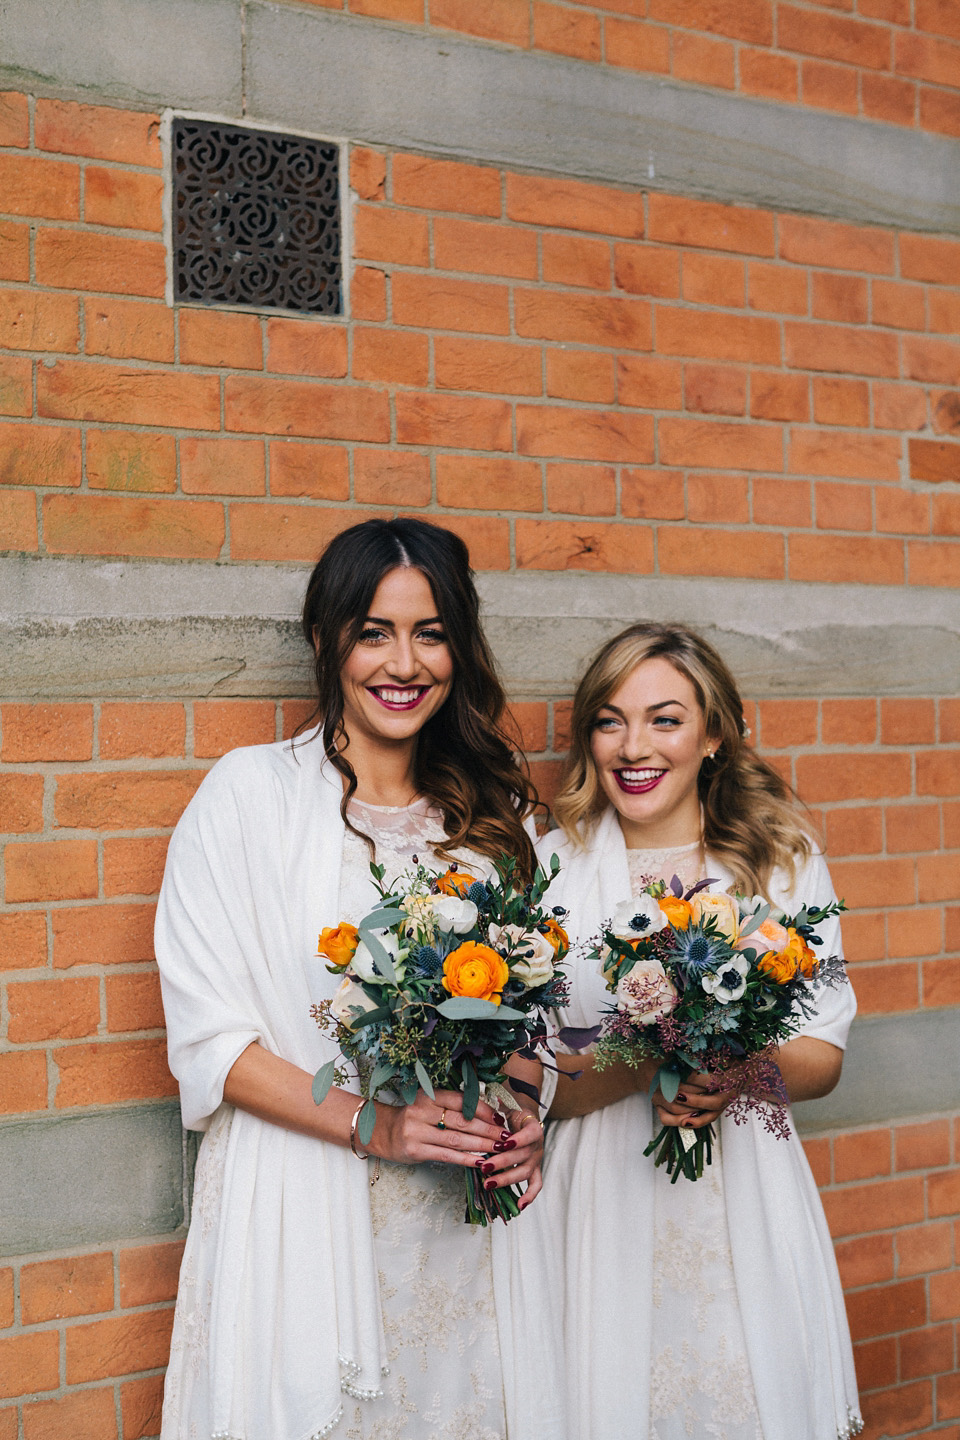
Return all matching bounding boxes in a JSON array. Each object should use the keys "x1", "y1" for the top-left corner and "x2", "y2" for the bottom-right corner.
[
  {"x1": 352, "y1": 929, "x2": 402, "y2": 982},
  {"x1": 330, "y1": 977, "x2": 379, "y2": 1026},
  {"x1": 488, "y1": 922, "x2": 555, "y2": 990},
  {"x1": 611, "y1": 894, "x2": 668, "y2": 941},
  {"x1": 615, "y1": 958, "x2": 678, "y2": 1025},
  {"x1": 432, "y1": 894, "x2": 479, "y2": 935},
  {"x1": 701, "y1": 953, "x2": 750, "y2": 1004}
]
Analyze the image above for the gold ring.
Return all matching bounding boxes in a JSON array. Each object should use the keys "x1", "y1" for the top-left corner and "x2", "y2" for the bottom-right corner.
[{"x1": 436, "y1": 1109, "x2": 447, "y2": 1131}]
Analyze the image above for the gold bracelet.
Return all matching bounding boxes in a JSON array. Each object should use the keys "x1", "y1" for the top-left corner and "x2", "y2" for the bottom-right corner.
[{"x1": 349, "y1": 1099, "x2": 381, "y2": 1186}]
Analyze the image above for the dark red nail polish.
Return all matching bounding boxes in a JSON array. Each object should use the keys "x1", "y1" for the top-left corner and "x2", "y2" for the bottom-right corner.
[
  {"x1": 493, "y1": 1142, "x2": 506, "y2": 1152},
  {"x1": 484, "y1": 1178, "x2": 497, "y2": 1190},
  {"x1": 677, "y1": 1092, "x2": 688, "y2": 1102},
  {"x1": 493, "y1": 1111, "x2": 506, "y2": 1125},
  {"x1": 501, "y1": 1138, "x2": 516, "y2": 1151},
  {"x1": 499, "y1": 1129, "x2": 511, "y2": 1140},
  {"x1": 481, "y1": 1161, "x2": 495, "y2": 1175}
]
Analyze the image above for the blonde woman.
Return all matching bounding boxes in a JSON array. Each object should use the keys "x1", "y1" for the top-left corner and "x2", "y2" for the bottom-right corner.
[{"x1": 503, "y1": 622, "x2": 861, "y2": 1440}]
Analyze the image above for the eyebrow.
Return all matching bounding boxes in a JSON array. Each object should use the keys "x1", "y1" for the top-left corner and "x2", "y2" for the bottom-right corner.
[
  {"x1": 364, "y1": 614, "x2": 443, "y2": 628},
  {"x1": 598, "y1": 699, "x2": 689, "y2": 717}
]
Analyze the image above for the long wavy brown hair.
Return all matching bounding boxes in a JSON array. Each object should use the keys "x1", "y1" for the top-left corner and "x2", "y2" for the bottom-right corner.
[
  {"x1": 553, "y1": 622, "x2": 814, "y2": 896},
  {"x1": 298, "y1": 518, "x2": 538, "y2": 881}
]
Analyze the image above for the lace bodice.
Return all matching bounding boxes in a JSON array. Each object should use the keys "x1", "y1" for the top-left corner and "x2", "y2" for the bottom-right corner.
[{"x1": 626, "y1": 838, "x2": 702, "y2": 895}]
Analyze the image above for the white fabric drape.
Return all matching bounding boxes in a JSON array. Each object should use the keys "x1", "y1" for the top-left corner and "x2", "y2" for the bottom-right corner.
[
  {"x1": 495, "y1": 808, "x2": 862, "y2": 1440},
  {"x1": 155, "y1": 737, "x2": 387, "y2": 1440}
]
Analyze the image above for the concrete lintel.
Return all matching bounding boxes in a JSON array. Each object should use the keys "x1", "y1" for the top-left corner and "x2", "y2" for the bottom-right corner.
[
  {"x1": 0, "y1": 1103, "x2": 187, "y2": 1255},
  {"x1": 3, "y1": 556, "x2": 960, "y2": 700}
]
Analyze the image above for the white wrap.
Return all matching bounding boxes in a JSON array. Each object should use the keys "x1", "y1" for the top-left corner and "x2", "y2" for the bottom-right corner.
[
  {"x1": 155, "y1": 738, "x2": 387, "y2": 1440},
  {"x1": 495, "y1": 807, "x2": 861, "y2": 1440}
]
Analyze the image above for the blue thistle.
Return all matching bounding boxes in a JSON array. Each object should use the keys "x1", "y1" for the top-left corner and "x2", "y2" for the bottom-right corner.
[
  {"x1": 408, "y1": 945, "x2": 442, "y2": 978},
  {"x1": 467, "y1": 881, "x2": 490, "y2": 907},
  {"x1": 670, "y1": 925, "x2": 729, "y2": 976}
]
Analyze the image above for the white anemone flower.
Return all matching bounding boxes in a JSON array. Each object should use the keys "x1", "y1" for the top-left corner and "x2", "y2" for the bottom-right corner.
[
  {"x1": 351, "y1": 929, "x2": 402, "y2": 982},
  {"x1": 610, "y1": 894, "x2": 668, "y2": 941},
  {"x1": 701, "y1": 953, "x2": 750, "y2": 1004},
  {"x1": 432, "y1": 894, "x2": 478, "y2": 935}
]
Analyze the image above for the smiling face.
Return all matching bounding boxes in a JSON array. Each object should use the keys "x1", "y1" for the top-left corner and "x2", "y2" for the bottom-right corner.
[
  {"x1": 339, "y1": 565, "x2": 454, "y2": 753},
  {"x1": 589, "y1": 655, "x2": 717, "y2": 848}
]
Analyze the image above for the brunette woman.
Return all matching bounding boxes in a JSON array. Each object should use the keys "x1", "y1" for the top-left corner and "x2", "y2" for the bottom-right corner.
[
  {"x1": 155, "y1": 519, "x2": 544, "y2": 1440},
  {"x1": 506, "y1": 622, "x2": 861, "y2": 1440}
]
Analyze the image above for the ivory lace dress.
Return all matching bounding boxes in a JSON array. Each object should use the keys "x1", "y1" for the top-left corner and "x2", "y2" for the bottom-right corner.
[
  {"x1": 628, "y1": 840, "x2": 763, "y2": 1440},
  {"x1": 339, "y1": 797, "x2": 507, "y2": 1440}
]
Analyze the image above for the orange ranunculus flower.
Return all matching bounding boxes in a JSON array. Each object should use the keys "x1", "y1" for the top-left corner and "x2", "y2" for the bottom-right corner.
[
  {"x1": 436, "y1": 867, "x2": 479, "y2": 898},
  {"x1": 757, "y1": 926, "x2": 815, "y2": 986},
  {"x1": 442, "y1": 942, "x2": 510, "y2": 1004},
  {"x1": 784, "y1": 926, "x2": 817, "y2": 978},
  {"x1": 658, "y1": 895, "x2": 693, "y2": 930},
  {"x1": 540, "y1": 916, "x2": 569, "y2": 955},
  {"x1": 318, "y1": 922, "x2": 360, "y2": 968},
  {"x1": 758, "y1": 949, "x2": 797, "y2": 985}
]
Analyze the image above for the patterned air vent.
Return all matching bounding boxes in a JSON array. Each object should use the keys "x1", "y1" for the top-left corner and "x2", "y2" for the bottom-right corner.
[{"x1": 171, "y1": 118, "x2": 342, "y2": 315}]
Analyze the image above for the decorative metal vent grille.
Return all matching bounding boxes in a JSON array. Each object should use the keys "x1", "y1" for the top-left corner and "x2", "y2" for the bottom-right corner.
[{"x1": 172, "y1": 118, "x2": 342, "y2": 315}]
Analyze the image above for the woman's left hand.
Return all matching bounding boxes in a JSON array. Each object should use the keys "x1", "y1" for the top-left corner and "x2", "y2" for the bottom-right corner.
[
  {"x1": 477, "y1": 1107, "x2": 544, "y2": 1208},
  {"x1": 653, "y1": 1071, "x2": 734, "y2": 1130}
]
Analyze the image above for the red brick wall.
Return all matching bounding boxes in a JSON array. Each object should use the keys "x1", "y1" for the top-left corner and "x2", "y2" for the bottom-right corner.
[{"x1": 0, "y1": 87, "x2": 958, "y2": 1439}]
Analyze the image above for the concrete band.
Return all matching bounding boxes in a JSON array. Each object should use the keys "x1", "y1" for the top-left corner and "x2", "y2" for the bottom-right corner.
[
  {"x1": 2, "y1": 0, "x2": 959, "y2": 233},
  {"x1": 3, "y1": 556, "x2": 960, "y2": 700}
]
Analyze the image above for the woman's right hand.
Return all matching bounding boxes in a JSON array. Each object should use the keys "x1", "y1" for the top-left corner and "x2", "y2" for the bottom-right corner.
[{"x1": 371, "y1": 1088, "x2": 507, "y2": 1167}]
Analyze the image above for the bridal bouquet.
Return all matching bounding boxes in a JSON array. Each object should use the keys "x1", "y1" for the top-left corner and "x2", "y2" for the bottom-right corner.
[
  {"x1": 311, "y1": 854, "x2": 576, "y2": 1224},
  {"x1": 592, "y1": 876, "x2": 847, "y2": 1181}
]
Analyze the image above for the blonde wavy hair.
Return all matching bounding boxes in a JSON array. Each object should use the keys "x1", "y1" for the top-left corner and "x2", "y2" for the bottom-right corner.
[{"x1": 553, "y1": 622, "x2": 814, "y2": 896}]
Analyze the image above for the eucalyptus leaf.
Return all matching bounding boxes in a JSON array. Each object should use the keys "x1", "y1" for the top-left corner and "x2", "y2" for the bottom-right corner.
[
  {"x1": 414, "y1": 1060, "x2": 435, "y2": 1100},
  {"x1": 311, "y1": 1059, "x2": 335, "y2": 1106},
  {"x1": 657, "y1": 1067, "x2": 681, "y2": 1103},
  {"x1": 399, "y1": 1078, "x2": 419, "y2": 1106},
  {"x1": 738, "y1": 902, "x2": 771, "y2": 937},
  {"x1": 369, "y1": 1061, "x2": 397, "y2": 1095},
  {"x1": 436, "y1": 997, "x2": 525, "y2": 1021},
  {"x1": 357, "y1": 1098, "x2": 376, "y2": 1149},
  {"x1": 350, "y1": 1004, "x2": 393, "y2": 1030},
  {"x1": 363, "y1": 905, "x2": 406, "y2": 927}
]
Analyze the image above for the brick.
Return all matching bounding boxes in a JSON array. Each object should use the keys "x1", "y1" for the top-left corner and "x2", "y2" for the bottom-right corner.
[
  {"x1": 44, "y1": 494, "x2": 224, "y2": 560},
  {"x1": 7, "y1": 977, "x2": 100, "y2": 1042},
  {"x1": 350, "y1": 147, "x2": 385, "y2": 201},
  {"x1": 813, "y1": 377, "x2": 870, "y2": 433},
  {"x1": 224, "y1": 377, "x2": 390, "y2": 442},
  {"x1": 0, "y1": 92, "x2": 29, "y2": 147},
  {"x1": 85, "y1": 166, "x2": 163, "y2": 232},
  {"x1": 673, "y1": 31, "x2": 736, "y2": 87},
  {"x1": 658, "y1": 417, "x2": 782, "y2": 471},
  {"x1": 750, "y1": 372, "x2": 809, "y2": 423},
  {"x1": 835, "y1": 1233, "x2": 895, "y2": 1288},
  {"x1": 350, "y1": 266, "x2": 387, "y2": 321},
  {"x1": 909, "y1": 539, "x2": 960, "y2": 587},
  {"x1": 432, "y1": 217, "x2": 538, "y2": 280},
  {"x1": 617, "y1": 355, "x2": 684, "y2": 410},
  {"x1": 876, "y1": 486, "x2": 930, "y2": 535},
  {"x1": 801, "y1": 1136, "x2": 830, "y2": 1186},
  {"x1": 918, "y1": 851, "x2": 960, "y2": 902},
  {"x1": 179, "y1": 308, "x2": 262, "y2": 370},
  {"x1": 533, "y1": 1, "x2": 602, "y2": 60},
  {"x1": 87, "y1": 430, "x2": 177, "y2": 493},
  {"x1": 748, "y1": 261, "x2": 808, "y2": 316},
  {"x1": 119, "y1": 1240, "x2": 184, "y2": 1307},
  {"x1": 55, "y1": 1036, "x2": 176, "y2": 1108},
  {"x1": 193, "y1": 700, "x2": 276, "y2": 758},
  {"x1": 517, "y1": 405, "x2": 654, "y2": 463},
  {"x1": 263, "y1": 318, "x2": 348, "y2": 379},
  {"x1": 542, "y1": 233, "x2": 612, "y2": 291},
  {"x1": 507, "y1": 174, "x2": 644, "y2": 240},
  {"x1": 434, "y1": 336, "x2": 542, "y2": 395},
  {"x1": 0, "y1": 423, "x2": 82, "y2": 490},
  {"x1": 35, "y1": 100, "x2": 160, "y2": 166},
  {"x1": 0, "y1": 1050, "x2": 48, "y2": 1115},
  {"x1": 656, "y1": 309, "x2": 780, "y2": 364},
  {"x1": 121, "y1": 1374, "x2": 165, "y2": 1440},
  {"x1": 885, "y1": 803, "x2": 941, "y2": 853},
  {"x1": 789, "y1": 532, "x2": 904, "y2": 584},
  {"x1": 23, "y1": 1386, "x2": 118, "y2": 1440},
  {"x1": 180, "y1": 437, "x2": 265, "y2": 496},
  {"x1": 815, "y1": 480, "x2": 873, "y2": 531},
  {"x1": 899, "y1": 1320, "x2": 955, "y2": 1377},
  {"x1": 798, "y1": 752, "x2": 910, "y2": 803},
  {"x1": 36, "y1": 228, "x2": 164, "y2": 297},
  {"x1": 897, "y1": 1120, "x2": 952, "y2": 1171},
  {"x1": 55, "y1": 770, "x2": 204, "y2": 830},
  {"x1": 833, "y1": 860, "x2": 918, "y2": 915},
  {"x1": 228, "y1": 503, "x2": 365, "y2": 563},
  {"x1": 934, "y1": 390, "x2": 960, "y2": 436},
  {"x1": 99, "y1": 703, "x2": 185, "y2": 760},
  {"x1": 757, "y1": 698, "x2": 818, "y2": 747},
  {"x1": 944, "y1": 699, "x2": 960, "y2": 741},
  {"x1": 103, "y1": 836, "x2": 169, "y2": 898},
  {"x1": 106, "y1": 970, "x2": 165, "y2": 1032},
  {"x1": 396, "y1": 393, "x2": 512, "y2": 451},
  {"x1": 752, "y1": 476, "x2": 811, "y2": 526},
  {"x1": 65, "y1": 1308, "x2": 174, "y2": 1383},
  {"x1": 353, "y1": 203, "x2": 430, "y2": 267},
  {"x1": 872, "y1": 279, "x2": 926, "y2": 331},
  {"x1": 269, "y1": 442, "x2": 350, "y2": 499},
  {"x1": 841, "y1": 909, "x2": 885, "y2": 963},
  {"x1": 822, "y1": 1176, "x2": 925, "y2": 1238},
  {"x1": 904, "y1": 335, "x2": 960, "y2": 386},
  {"x1": 39, "y1": 359, "x2": 219, "y2": 429},
  {"x1": 825, "y1": 805, "x2": 883, "y2": 856},
  {"x1": 420, "y1": 514, "x2": 510, "y2": 569},
  {"x1": 801, "y1": 59, "x2": 859, "y2": 114},
  {"x1": 681, "y1": 252, "x2": 745, "y2": 308},
  {"x1": 0, "y1": 220, "x2": 30, "y2": 284},
  {"x1": 686, "y1": 471, "x2": 750, "y2": 522},
  {"x1": 648, "y1": 194, "x2": 775, "y2": 256},
  {"x1": 547, "y1": 349, "x2": 615, "y2": 404},
  {"x1": 779, "y1": 5, "x2": 891, "y2": 68},
  {"x1": 0, "y1": 153, "x2": 79, "y2": 221},
  {"x1": 821, "y1": 699, "x2": 878, "y2": 745},
  {"x1": 860, "y1": 1381, "x2": 933, "y2": 1436},
  {"x1": 431, "y1": 0, "x2": 531, "y2": 45},
  {"x1": 740, "y1": 46, "x2": 800, "y2": 101},
  {"x1": 349, "y1": 0, "x2": 422, "y2": 19},
  {"x1": 280, "y1": 700, "x2": 317, "y2": 743},
  {"x1": 546, "y1": 463, "x2": 616, "y2": 515},
  {"x1": 53, "y1": 902, "x2": 155, "y2": 969},
  {"x1": 614, "y1": 243, "x2": 680, "y2": 298},
  {"x1": 881, "y1": 698, "x2": 936, "y2": 745},
  {"x1": 930, "y1": 1269, "x2": 960, "y2": 1320},
  {"x1": 834, "y1": 1128, "x2": 892, "y2": 1182},
  {"x1": 84, "y1": 297, "x2": 174, "y2": 363},
  {"x1": 621, "y1": 469, "x2": 685, "y2": 518},
  {"x1": 518, "y1": 289, "x2": 653, "y2": 348},
  {"x1": 0, "y1": 356, "x2": 32, "y2": 418},
  {"x1": 910, "y1": 438, "x2": 960, "y2": 482},
  {"x1": 0, "y1": 1331, "x2": 59, "y2": 1399},
  {"x1": 21, "y1": 1252, "x2": 113, "y2": 1324},
  {"x1": 917, "y1": 749, "x2": 960, "y2": 795},
  {"x1": 930, "y1": 293, "x2": 960, "y2": 340},
  {"x1": 853, "y1": 1336, "x2": 897, "y2": 1393},
  {"x1": 890, "y1": 908, "x2": 941, "y2": 966},
  {"x1": 354, "y1": 449, "x2": 431, "y2": 505},
  {"x1": 780, "y1": 215, "x2": 895, "y2": 274},
  {"x1": 862, "y1": 71, "x2": 918, "y2": 126},
  {"x1": 939, "y1": 1371, "x2": 960, "y2": 1422},
  {"x1": 2, "y1": 703, "x2": 92, "y2": 763},
  {"x1": 900, "y1": 234, "x2": 960, "y2": 284},
  {"x1": 506, "y1": 702, "x2": 548, "y2": 753},
  {"x1": 684, "y1": 364, "x2": 747, "y2": 416},
  {"x1": 395, "y1": 275, "x2": 507, "y2": 336},
  {"x1": 648, "y1": 0, "x2": 772, "y2": 42},
  {"x1": 604, "y1": 17, "x2": 671, "y2": 74},
  {"x1": 0, "y1": 1268, "x2": 10, "y2": 1328},
  {"x1": 436, "y1": 455, "x2": 541, "y2": 511},
  {"x1": 0, "y1": 912, "x2": 47, "y2": 972},
  {"x1": 515, "y1": 518, "x2": 653, "y2": 573},
  {"x1": 658, "y1": 524, "x2": 784, "y2": 578},
  {"x1": 896, "y1": 29, "x2": 960, "y2": 85},
  {"x1": 352, "y1": 327, "x2": 429, "y2": 387},
  {"x1": 918, "y1": 0, "x2": 960, "y2": 43},
  {"x1": 0, "y1": 287, "x2": 80, "y2": 353},
  {"x1": 785, "y1": 321, "x2": 898, "y2": 377},
  {"x1": 392, "y1": 155, "x2": 500, "y2": 216},
  {"x1": 4, "y1": 838, "x2": 99, "y2": 903}
]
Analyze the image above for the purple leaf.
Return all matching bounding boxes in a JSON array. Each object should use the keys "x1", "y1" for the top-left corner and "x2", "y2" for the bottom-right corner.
[
  {"x1": 684, "y1": 877, "x2": 720, "y2": 898},
  {"x1": 669, "y1": 874, "x2": 683, "y2": 897},
  {"x1": 508, "y1": 1076, "x2": 542, "y2": 1105},
  {"x1": 557, "y1": 1024, "x2": 601, "y2": 1050}
]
